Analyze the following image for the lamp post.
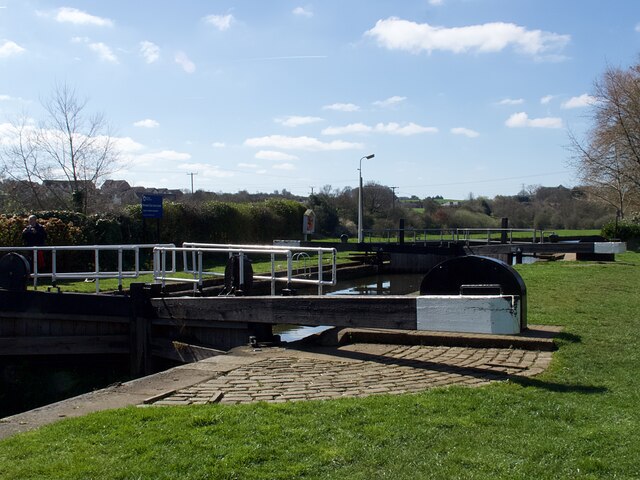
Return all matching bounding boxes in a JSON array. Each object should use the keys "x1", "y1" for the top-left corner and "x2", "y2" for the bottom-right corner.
[{"x1": 358, "y1": 154, "x2": 375, "y2": 243}]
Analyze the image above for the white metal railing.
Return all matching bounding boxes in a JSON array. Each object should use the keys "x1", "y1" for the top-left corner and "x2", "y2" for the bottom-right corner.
[
  {"x1": 154, "y1": 243, "x2": 338, "y2": 295},
  {"x1": 363, "y1": 228, "x2": 456, "y2": 243},
  {"x1": 362, "y1": 228, "x2": 541, "y2": 244},
  {"x1": 455, "y1": 228, "x2": 539, "y2": 245},
  {"x1": 0, "y1": 244, "x2": 176, "y2": 293}
]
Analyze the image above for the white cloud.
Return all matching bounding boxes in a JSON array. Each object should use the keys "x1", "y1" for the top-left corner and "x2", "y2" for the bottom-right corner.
[
  {"x1": 276, "y1": 116, "x2": 323, "y2": 127},
  {"x1": 429, "y1": 0, "x2": 444, "y2": 5},
  {"x1": 373, "y1": 96, "x2": 407, "y2": 108},
  {"x1": 273, "y1": 162, "x2": 296, "y2": 170},
  {"x1": 375, "y1": 122, "x2": 438, "y2": 135},
  {"x1": 322, "y1": 122, "x2": 437, "y2": 136},
  {"x1": 204, "y1": 14, "x2": 235, "y2": 31},
  {"x1": 175, "y1": 51, "x2": 195, "y2": 73},
  {"x1": 0, "y1": 40, "x2": 25, "y2": 58},
  {"x1": 540, "y1": 94, "x2": 555, "y2": 104},
  {"x1": 88, "y1": 42, "x2": 117, "y2": 63},
  {"x1": 322, "y1": 123, "x2": 372, "y2": 135},
  {"x1": 140, "y1": 41, "x2": 160, "y2": 64},
  {"x1": 238, "y1": 162, "x2": 259, "y2": 169},
  {"x1": 212, "y1": 142, "x2": 226, "y2": 148},
  {"x1": 365, "y1": 18, "x2": 570, "y2": 58},
  {"x1": 55, "y1": 7, "x2": 113, "y2": 27},
  {"x1": 113, "y1": 136, "x2": 145, "y2": 154},
  {"x1": 72, "y1": 36, "x2": 117, "y2": 63},
  {"x1": 505, "y1": 112, "x2": 563, "y2": 129},
  {"x1": 132, "y1": 150, "x2": 192, "y2": 166},
  {"x1": 0, "y1": 94, "x2": 18, "y2": 101},
  {"x1": 498, "y1": 98, "x2": 524, "y2": 106},
  {"x1": 451, "y1": 127, "x2": 480, "y2": 138},
  {"x1": 244, "y1": 135, "x2": 363, "y2": 151},
  {"x1": 561, "y1": 94, "x2": 597, "y2": 109},
  {"x1": 292, "y1": 6, "x2": 313, "y2": 18},
  {"x1": 179, "y1": 162, "x2": 234, "y2": 178},
  {"x1": 322, "y1": 103, "x2": 360, "y2": 112},
  {"x1": 636, "y1": 23, "x2": 640, "y2": 33},
  {"x1": 255, "y1": 150, "x2": 299, "y2": 161},
  {"x1": 133, "y1": 119, "x2": 159, "y2": 128}
]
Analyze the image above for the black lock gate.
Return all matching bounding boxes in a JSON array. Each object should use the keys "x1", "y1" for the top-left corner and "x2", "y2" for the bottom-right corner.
[{"x1": 420, "y1": 255, "x2": 527, "y2": 329}]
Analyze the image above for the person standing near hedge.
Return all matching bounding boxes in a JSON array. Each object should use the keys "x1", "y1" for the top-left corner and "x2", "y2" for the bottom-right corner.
[{"x1": 22, "y1": 215, "x2": 47, "y2": 270}]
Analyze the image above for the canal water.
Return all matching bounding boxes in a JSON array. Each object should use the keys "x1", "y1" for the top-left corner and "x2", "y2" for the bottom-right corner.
[
  {"x1": 0, "y1": 273, "x2": 424, "y2": 418},
  {"x1": 276, "y1": 273, "x2": 424, "y2": 342}
]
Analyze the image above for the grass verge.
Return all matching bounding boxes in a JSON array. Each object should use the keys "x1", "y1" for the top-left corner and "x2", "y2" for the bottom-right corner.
[{"x1": 2, "y1": 252, "x2": 639, "y2": 479}]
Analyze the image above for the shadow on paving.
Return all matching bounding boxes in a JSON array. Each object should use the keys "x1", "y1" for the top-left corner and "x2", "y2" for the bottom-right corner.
[{"x1": 288, "y1": 343, "x2": 607, "y2": 396}]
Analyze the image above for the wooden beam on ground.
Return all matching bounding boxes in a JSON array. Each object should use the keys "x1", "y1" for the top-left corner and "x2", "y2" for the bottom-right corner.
[
  {"x1": 151, "y1": 339, "x2": 226, "y2": 363},
  {"x1": 152, "y1": 296, "x2": 418, "y2": 330},
  {"x1": 152, "y1": 294, "x2": 524, "y2": 335}
]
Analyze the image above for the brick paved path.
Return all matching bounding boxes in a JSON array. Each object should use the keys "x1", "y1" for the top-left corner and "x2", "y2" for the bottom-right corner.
[{"x1": 151, "y1": 343, "x2": 552, "y2": 406}]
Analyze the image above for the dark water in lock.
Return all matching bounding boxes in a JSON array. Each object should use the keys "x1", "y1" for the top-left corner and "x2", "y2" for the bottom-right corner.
[
  {"x1": 276, "y1": 273, "x2": 424, "y2": 342},
  {"x1": 0, "y1": 355, "x2": 131, "y2": 419},
  {"x1": 0, "y1": 273, "x2": 424, "y2": 418}
]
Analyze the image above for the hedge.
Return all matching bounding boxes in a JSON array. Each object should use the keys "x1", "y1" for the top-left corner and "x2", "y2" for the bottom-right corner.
[{"x1": 0, "y1": 199, "x2": 307, "y2": 249}]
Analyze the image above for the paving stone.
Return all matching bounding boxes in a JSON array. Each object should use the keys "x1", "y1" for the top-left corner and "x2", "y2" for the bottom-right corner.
[{"x1": 143, "y1": 342, "x2": 555, "y2": 407}]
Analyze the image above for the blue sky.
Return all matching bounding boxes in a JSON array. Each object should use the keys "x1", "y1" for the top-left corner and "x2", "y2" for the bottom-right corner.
[{"x1": 1, "y1": 1, "x2": 640, "y2": 199}]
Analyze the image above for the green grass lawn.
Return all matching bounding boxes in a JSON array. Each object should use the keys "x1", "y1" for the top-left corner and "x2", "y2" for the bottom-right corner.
[{"x1": 2, "y1": 252, "x2": 639, "y2": 478}]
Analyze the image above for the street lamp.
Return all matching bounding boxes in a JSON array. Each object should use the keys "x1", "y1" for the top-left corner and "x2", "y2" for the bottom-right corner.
[{"x1": 358, "y1": 154, "x2": 375, "y2": 243}]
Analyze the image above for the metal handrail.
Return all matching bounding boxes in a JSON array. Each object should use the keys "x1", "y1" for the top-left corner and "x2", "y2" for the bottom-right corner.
[
  {"x1": 0, "y1": 244, "x2": 176, "y2": 293},
  {"x1": 155, "y1": 243, "x2": 338, "y2": 295},
  {"x1": 362, "y1": 228, "x2": 540, "y2": 244}
]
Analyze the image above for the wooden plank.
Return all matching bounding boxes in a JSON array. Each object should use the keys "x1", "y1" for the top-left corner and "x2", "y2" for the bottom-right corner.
[
  {"x1": 152, "y1": 295, "x2": 418, "y2": 330},
  {"x1": 151, "y1": 339, "x2": 226, "y2": 363},
  {"x1": 0, "y1": 335, "x2": 129, "y2": 355}
]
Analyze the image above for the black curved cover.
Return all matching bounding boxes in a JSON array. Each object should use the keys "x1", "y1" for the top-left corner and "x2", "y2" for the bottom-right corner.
[
  {"x1": 420, "y1": 255, "x2": 527, "y2": 328},
  {"x1": 0, "y1": 252, "x2": 31, "y2": 291},
  {"x1": 420, "y1": 255, "x2": 525, "y2": 295}
]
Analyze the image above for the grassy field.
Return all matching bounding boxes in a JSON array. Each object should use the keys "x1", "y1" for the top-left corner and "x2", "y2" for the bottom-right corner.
[{"x1": 2, "y1": 252, "x2": 639, "y2": 478}]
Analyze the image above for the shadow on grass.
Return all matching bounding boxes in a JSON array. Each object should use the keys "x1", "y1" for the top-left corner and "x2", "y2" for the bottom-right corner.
[
  {"x1": 554, "y1": 331, "x2": 581, "y2": 343},
  {"x1": 507, "y1": 376, "x2": 608, "y2": 394}
]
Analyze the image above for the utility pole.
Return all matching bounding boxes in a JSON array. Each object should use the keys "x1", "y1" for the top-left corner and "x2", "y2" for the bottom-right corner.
[
  {"x1": 187, "y1": 172, "x2": 198, "y2": 194},
  {"x1": 390, "y1": 186, "x2": 397, "y2": 209},
  {"x1": 310, "y1": 186, "x2": 314, "y2": 196}
]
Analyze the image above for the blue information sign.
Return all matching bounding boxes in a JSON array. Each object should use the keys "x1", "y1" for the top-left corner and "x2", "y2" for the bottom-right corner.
[{"x1": 142, "y1": 194, "x2": 163, "y2": 219}]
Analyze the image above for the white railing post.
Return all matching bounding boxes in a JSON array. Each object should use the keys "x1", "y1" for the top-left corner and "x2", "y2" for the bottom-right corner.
[
  {"x1": 317, "y1": 250, "x2": 323, "y2": 295},
  {"x1": 270, "y1": 253, "x2": 276, "y2": 296},
  {"x1": 32, "y1": 247, "x2": 39, "y2": 289},
  {"x1": 94, "y1": 248, "x2": 100, "y2": 293},
  {"x1": 239, "y1": 252, "x2": 245, "y2": 292},
  {"x1": 197, "y1": 250, "x2": 203, "y2": 294},
  {"x1": 287, "y1": 250, "x2": 293, "y2": 287},
  {"x1": 118, "y1": 248, "x2": 123, "y2": 291}
]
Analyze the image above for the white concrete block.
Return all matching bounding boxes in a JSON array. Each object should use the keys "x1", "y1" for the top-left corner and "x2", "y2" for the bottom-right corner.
[
  {"x1": 594, "y1": 242, "x2": 626, "y2": 254},
  {"x1": 416, "y1": 295, "x2": 521, "y2": 335}
]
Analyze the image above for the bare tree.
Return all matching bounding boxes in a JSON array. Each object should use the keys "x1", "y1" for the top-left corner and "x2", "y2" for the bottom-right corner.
[
  {"x1": 0, "y1": 114, "x2": 47, "y2": 210},
  {"x1": 0, "y1": 83, "x2": 118, "y2": 213},
  {"x1": 570, "y1": 60, "x2": 640, "y2": 217}
]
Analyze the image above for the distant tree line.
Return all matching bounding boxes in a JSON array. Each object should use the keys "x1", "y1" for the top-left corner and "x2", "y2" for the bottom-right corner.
[
  {"x1": 0, "y1": 199, "x2": 306, "y2": 249},
  {"x1": 0, "y1": 181, "x2": 627, "y2": 248}
]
